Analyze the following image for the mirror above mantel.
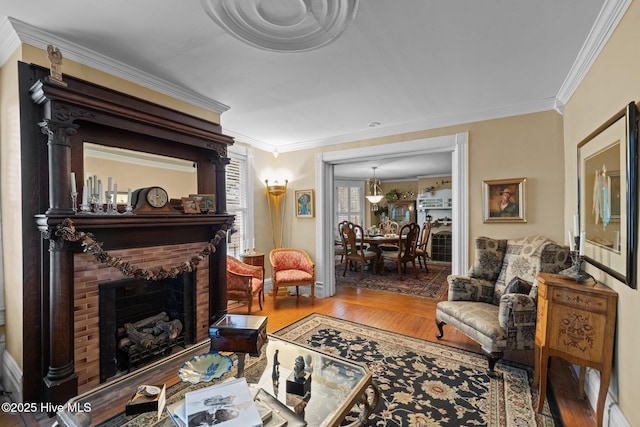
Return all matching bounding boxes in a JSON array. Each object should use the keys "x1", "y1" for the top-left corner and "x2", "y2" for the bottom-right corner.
[{"x1": 83, "y1": 142, "x2": 198, "y2": 202}]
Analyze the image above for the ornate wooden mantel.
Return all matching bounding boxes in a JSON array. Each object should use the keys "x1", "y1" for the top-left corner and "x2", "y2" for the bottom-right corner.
[{"x1": 18, "y1": 62, "x2": 234, "y2": 404}]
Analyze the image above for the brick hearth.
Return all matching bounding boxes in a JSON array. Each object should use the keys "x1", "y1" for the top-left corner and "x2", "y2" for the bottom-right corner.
[{"x1": 73, "y1": 242, "x2": 211, "y2": 392}]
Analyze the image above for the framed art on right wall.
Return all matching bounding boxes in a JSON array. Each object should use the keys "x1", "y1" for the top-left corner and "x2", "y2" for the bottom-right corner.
[{"x1": 578, "y1": 101, "x2": 638, "y2": 288}]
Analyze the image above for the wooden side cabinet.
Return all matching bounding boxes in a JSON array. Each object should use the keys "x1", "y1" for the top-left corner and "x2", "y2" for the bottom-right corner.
[
  {"x1": 534, "y1": 272, "x2": 618, "y2": 427},
  {"x1": 241, "y1": 252, "x2": 265, "y2": 275}
]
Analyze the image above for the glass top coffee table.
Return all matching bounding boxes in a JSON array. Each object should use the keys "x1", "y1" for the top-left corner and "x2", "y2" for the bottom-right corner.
[
  {"x1": 254, "y1": 335, "x2": 379, "y2": 427},
  {"x1": 57, "y1": 335, "x2": 379, "y2": 427}
]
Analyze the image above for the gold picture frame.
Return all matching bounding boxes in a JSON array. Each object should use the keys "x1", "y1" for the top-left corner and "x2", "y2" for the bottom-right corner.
[
  {"x1": 483, "y1": 178, "x2": 527, "y2": 223},
  {"x1": 189, "y1": 193, "x2": 216, "y2": 213},
  {"x1": 295, "y1": 189, "x2": 314, "y2": 218},
  {"x1": 181, "y1": 197, "x2": 201, "y2": 214}
]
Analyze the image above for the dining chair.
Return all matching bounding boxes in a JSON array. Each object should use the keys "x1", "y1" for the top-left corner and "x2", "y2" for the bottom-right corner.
[
  {"x1": 340, "y1": 222, "x2": 378, "y2": 279},
  {"x1": 380, "y1": 222, "x2": 420, "y2": 280},
  {"x1": 378, "y1": 220, "x2": 400, "y2": 252},
  {"x1": 335, "y1": 220, "x2": 348, "y2": 263},
  {"x1": 416, "y1": 221, "x2": 433, "y2": 271}
]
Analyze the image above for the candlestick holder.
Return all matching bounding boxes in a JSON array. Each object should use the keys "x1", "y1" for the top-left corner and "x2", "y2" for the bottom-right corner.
[
  {"x1": 92, "y1": 193, "x2": 104, "y2": 214},
  {"x1": 124, "y1": 204, "x2": 133, "y2": 215},
  {"x1": 106, "y1": 194, "x2": 114, "y2": 215},
  {"x1": 560, "y1": 235, "x2": 594, "y2": 283},
  {"x1": 71, "y1": 192, "x2": 78, "y2": 213}
]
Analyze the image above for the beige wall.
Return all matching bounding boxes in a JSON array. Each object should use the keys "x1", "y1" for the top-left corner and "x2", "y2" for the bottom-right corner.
[
  {"x1": 563, "y1": 2, "x2": 640, "y2": 425},
  {"x1": 248, "y1": 109, "x2": 566, "y2": 271},
  {"x1": 244, "y1": 112, "x2": 567, "y2": 298},
  {"x1": 0, "y1": 47, "x2": 23, "y2": 372}
]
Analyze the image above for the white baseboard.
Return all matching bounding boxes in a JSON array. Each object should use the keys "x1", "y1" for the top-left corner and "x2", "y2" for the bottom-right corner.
[
  {"x1": 1, "y1": 348, "x2": 23, "y2": 402},
  {"x1": 574, "y1": 365, "x2": 630, "y2": 427}
]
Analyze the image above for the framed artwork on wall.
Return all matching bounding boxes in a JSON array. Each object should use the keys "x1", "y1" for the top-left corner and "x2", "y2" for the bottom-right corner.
[
  {"x1": 483, "y1": 177, "x2": 527, "y2": 223},
  {"x1": 577, "y1": 101, "x2": 638, "y2": 288},
  {"x1": 295, "y1": 189, "x2": 314, "y2": 218}
]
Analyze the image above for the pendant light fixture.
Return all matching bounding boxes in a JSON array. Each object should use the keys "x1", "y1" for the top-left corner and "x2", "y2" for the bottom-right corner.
[{"x1": 366, "y1": 167, "x2": 384, "y2": 205}]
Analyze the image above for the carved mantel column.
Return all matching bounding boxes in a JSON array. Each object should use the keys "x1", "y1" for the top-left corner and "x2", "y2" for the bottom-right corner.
[
  {"x1": 210, "y1": 151, "x2": 231, "y2": 321},
  {"x1": 41, "y1": 230, "x2": 78, "y2": 404},
  {"x1": 38, "y1": 119, "x2": 78, "y2": 215}
]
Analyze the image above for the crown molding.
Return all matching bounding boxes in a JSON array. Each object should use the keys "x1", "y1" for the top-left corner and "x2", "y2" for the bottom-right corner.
[
  {"x1": 556, "y1": 0, "x2": 631, "y2": 105},
  {"x1": 0, "y1": 17, "x2": 22, "y2": 66},
  {"x1": 2, "y1": 17, "x2": 230, "y2": 115},
  {"x1": 270, "y1": 98, "x2": 556, "y2": 154}
]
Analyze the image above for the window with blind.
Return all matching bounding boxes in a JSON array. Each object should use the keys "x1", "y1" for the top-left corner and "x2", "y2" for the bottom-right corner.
[
  {"x1": 335, "y1": 180, "x2": 364, "y2": 235},
  {"x1": 226, "y1": 155, "x2": 247, "y2": 258}
]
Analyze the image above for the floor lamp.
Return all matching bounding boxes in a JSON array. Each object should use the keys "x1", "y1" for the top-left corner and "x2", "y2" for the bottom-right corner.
[
  {"x1": 265, "y1": 179, "x2": 289, "y2": 296},
  {"x1": 265, "y1": 179, "x2": 288, "y2": 248}
]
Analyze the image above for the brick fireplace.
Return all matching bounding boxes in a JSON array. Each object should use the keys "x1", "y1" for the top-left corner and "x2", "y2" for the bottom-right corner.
[{"x1": 73, "y1": 242, "x2": 212, "y2": 392}]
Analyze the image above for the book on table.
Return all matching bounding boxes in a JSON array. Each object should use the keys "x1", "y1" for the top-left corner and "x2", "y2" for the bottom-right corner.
[{"x1": 166, "y1": 377, "x2": 262, "y2": 427}]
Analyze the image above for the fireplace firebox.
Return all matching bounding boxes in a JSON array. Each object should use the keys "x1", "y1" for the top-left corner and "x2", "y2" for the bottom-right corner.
[{"x1": 99, "y1": 273, "x2": 196, "y2": 382}]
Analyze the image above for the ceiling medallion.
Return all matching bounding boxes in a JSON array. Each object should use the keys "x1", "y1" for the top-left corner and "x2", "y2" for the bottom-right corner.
[{"x1": 201, "y1": 0, "x2": 359, "y2": 52}]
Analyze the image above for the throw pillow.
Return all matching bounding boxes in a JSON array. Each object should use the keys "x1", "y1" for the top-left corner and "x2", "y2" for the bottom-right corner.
[
  {"x1": 503, "y1": 276, "x2": 533, "y2": 295},
  {"x1": 467, "y1": 237, "x2": 508, "y2": 282}
]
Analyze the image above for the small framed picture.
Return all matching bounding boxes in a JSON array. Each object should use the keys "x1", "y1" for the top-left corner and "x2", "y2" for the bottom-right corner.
[
  {"x1": 295, "y1": 189, "x2": 314, "y2": 218},
  {"x1": 483, "y1": 178, "x2": 527, "y2": 223},
  {"x1": 181, "y1": 196, "x2": 201, "y2": 214},
  {"x1": 189, "y1": 194, "x2": 216, "y2": 213}
]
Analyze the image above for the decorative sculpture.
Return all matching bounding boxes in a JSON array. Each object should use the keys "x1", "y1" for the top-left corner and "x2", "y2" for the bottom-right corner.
[
  {"x1": 46, "y1": 45, "x2": 67, "y2": 87},
  {"x1": 287, "y1": 355, "x2": 311, "y2": 396},
  {"x1": 293, "y1": 356, "x2": 305, "y2": 381}
]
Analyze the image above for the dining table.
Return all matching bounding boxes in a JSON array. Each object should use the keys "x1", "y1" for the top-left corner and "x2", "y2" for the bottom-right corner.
[{"x1": 360, "y1": 234, "x2": 406, "y2": 273}]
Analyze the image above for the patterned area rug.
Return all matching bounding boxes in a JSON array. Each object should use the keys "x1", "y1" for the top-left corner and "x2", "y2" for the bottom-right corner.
[
  {"x1": 99, "y1": 314, "x2": 559, "y2": 427},
  {"x1": 336, "y1": 259, "x2": 450, "y2": 299},
  {"x1": 276, "y1": 314, "x2": 560, "y2": 427}
]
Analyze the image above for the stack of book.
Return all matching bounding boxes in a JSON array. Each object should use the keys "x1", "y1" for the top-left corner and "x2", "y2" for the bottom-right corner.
[{"x1": 166, "y1": 378, "x2": 306, "y2": 426}]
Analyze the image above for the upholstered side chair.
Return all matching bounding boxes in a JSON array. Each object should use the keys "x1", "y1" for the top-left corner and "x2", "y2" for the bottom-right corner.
[
  {"x1": 226, "y1": 255, "x2": 264, "y2": 314},
  {"x1": 269, "y1": 248, "x2": 316, "y2": 308},
  {"x1": 435, "y1": 235, "x2": 570, "y2": 374}
]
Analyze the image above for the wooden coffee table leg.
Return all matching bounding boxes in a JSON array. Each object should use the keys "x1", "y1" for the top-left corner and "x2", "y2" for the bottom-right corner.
[{"x1": 344, "y1": 382, "x2": 380, "y2": 427}]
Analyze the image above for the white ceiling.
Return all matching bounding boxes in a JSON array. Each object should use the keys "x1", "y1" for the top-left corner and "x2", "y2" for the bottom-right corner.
[{"x1": 1, "y1": 1, "x2": 619, "y2": 180}]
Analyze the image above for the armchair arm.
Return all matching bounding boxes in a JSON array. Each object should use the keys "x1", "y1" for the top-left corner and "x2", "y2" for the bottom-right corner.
[
  {"x1": 226, "y1": 270, "x2": 252, "y2": 294},
  {"x1": 446, "y1": 275, "x2": 495, "y2": 302},
  {"x1": 498, "y1": 293, "x2": 537, "y2": 330}
]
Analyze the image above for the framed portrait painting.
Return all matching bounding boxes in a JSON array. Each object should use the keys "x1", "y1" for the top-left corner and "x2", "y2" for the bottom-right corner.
[
  {"x1": 483, "y1": 177, "x2": 527, "y2": 223},
  {"x1": 577, "y1": 102, "x2": 637, "y2": 288},
  {"x1": 295, "y1": 189, "x2": 314, "y2": 218}
]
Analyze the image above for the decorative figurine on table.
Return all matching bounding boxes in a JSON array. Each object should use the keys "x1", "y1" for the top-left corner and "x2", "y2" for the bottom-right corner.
[
  {"x1": 286, "y1": 355, "x2": 312, "y2": 396},
  {"x1": 272, "y1": 349, "x2": 280, "y2": 396},
  {"x1": 304, "y1": 354, "x2": 313, "y2": 373}
]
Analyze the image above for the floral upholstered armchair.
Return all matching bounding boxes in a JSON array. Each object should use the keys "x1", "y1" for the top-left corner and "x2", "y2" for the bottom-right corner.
[
  {"x1": 435, "y1": 235, "x2": 570, "y2": 374},
  {"x1": 226, "y1": 256, "x2": 264, "y2": 314},
  {"x1": 269, "y1": 248, "x2": 315, "y2": 308}
]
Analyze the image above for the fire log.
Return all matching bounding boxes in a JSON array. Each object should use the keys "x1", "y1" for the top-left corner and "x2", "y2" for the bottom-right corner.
[
  {"x1": 124, "y1": 323, "x2": 154, "y2": 348},
  {"x1": 156, "y1": 319, "x2": 183, "y2": 340},
  {"x1": 117, "y1": 312, "x2": 169, "y2": 336}
]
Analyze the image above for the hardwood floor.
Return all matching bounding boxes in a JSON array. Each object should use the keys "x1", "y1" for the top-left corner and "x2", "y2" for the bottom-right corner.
[{"x1": 3, "y1": 283, "x2": 596, "y2": 426}]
